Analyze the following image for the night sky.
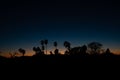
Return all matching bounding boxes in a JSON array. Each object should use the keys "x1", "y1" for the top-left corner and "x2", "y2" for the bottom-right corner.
[{"x1": 0, "y1": 0, "x2": 120, "y2": 56}]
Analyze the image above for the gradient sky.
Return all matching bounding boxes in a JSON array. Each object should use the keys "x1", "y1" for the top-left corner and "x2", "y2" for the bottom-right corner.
[{"x1": 0, "y1": 0, "x2": 120, "y2": 56}]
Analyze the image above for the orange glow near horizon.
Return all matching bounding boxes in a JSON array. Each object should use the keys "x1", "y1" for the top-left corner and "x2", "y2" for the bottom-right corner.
[
  {"x1": 111, "y1": 49, "x2": 120, "y2": 55},
  {"x1": 1, "y1": 48, "x2": 120, "y2": 58},
  {"x1": 0, "y1": 49, "x2": 66, "y2": 58}
]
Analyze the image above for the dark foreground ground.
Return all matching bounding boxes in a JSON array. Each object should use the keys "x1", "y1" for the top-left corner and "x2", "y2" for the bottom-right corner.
[
  {"x1": 1, "y1": 54, "x2": 120, "y2": 77},
  {"x1": 0, "y1": 55, "x2": 120, "y2": 65}
]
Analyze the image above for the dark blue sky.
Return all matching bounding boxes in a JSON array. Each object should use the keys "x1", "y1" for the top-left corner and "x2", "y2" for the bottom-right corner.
[{"x1": 0, "y1": 0, "x2": 120, "y2": 55}]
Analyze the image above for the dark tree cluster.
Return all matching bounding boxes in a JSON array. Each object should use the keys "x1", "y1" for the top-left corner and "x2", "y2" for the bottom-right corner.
[
  {"x1": 0, "y1": 40, "x2": 118, "y2": 64},
  {"x1": 30, "y1": 40, "x2": 114, "y2": 57}
]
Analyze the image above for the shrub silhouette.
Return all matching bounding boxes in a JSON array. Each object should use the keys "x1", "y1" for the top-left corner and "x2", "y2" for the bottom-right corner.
[
  {"x1": 33, "y1": 47, "x2": 43, "y2": 56},
  {"x1": 88, "y1": 42, "x2": 103, "y2": 54},
  {"x1": 50, "y1": 51, "x2": 53, "y2": 55},
  {"x1": 64, "y1": 50, "x2": 69, "y2": 55},
  {"x1": 54, "y1": 49, "x2": 59, "y2": 55},
  {"x1": 80, "y1": 45, "x2": 87, "y2": 54},
  {"x1": 106, "y1": 48, "x2": 111, "y2": 53},
  {"x1": 18, "y1": 48, "x2": 26, "y2": 56},
  {"x1": 103, "y1": 48, "x2": 114, "y2": 56},
  {"x1": 9, "y1": 52, "x2": 18, "y2": 58},
  {"x1": 70, "y1": 46, "x2": 81, "y2": 55},
  {"x1": 64, "y1": 41, "x2": 71, "y2": 51}
]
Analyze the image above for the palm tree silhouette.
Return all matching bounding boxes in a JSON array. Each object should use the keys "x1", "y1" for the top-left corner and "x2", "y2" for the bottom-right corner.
[
  {"x1": 41, "y1": 40, "x2": 44, "y2": 46},
  {"x1": 64, "y1": 41, "x2": 71, "y2": 52},
  {"x1": 40, "y1": 40, "x2": 45, "y2": 53},
  {"x1": 44, "y1": 40, "x2": 48, "y2": 54},
  {"x1": 18, "y1": 48, "x2": 26, "y2": 56},
  {"x1": 54, "y1": 41, "x2": 57, "y2": 49},
  {"x1": 53, "y1": 41, "x2": 59, "y2": 55},
  {"x1": 33, "y1": 47, "x2": 37, "y2": 52}
]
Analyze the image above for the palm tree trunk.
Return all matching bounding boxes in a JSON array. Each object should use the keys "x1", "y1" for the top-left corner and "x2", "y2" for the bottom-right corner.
[
  {"x1": 23, "y1": 53, "x2": 24, "y2": 57},
  {"x1": 46, "y1": 45, "x2": 47, "y2": 54}
]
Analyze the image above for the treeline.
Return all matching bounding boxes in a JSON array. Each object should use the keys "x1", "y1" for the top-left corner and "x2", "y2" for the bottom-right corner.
[{"x1": 6, "y1": 40, "x2": 114, "y2": 58}]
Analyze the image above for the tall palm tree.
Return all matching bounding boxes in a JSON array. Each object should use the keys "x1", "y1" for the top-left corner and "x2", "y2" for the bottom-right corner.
[
  {"x1": 44, "y1": 39, "x2": 48, "y2": 54},
  {"x1": 40, "y1": 40, "x2": 45, "y2": 53},
  {"x1": 54, "y1": 41, "x2": 59, "y2": 55},
  {"x1": 41, "y1": 40, "x2": 44, "y2": 46},
  {"x1": 54, "y1": 41, "x2": 57, "y2": 49}
]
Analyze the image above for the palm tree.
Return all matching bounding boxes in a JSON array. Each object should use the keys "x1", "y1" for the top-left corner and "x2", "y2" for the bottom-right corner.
[
  {"x1": 44, "y1": 39, "x2": 48, "y2": 54},
  {"x1": 18, "y1": 48, "x2": 26, "y2": 56},
  {"x1": 41, "y1": 46, "x2": 45, "y2": 51},
  {"x1": 33, "y1": 47, "x2": 39, "y2": 54},
  {"x1": 41, "y1": 40, "x2": 44, "y2": 46},
  {"x1": 64, "y1": 41, "x2": 71, "y2": 51},
  {"x1": 40, "y1": 40, "x2": 45, "y2": 54},
  {"x1": 33, "y1": 47, "x2": 36, "y2": 51},
  {"x1": 54, "y1": 41, "x2": 58, "y2": 49},
  {"x1": 54, "y1": 41, "x2": 59, "y2": 55},
  {"x1": 33, "y1": 47, "x2": 43, "y2": 56}
]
